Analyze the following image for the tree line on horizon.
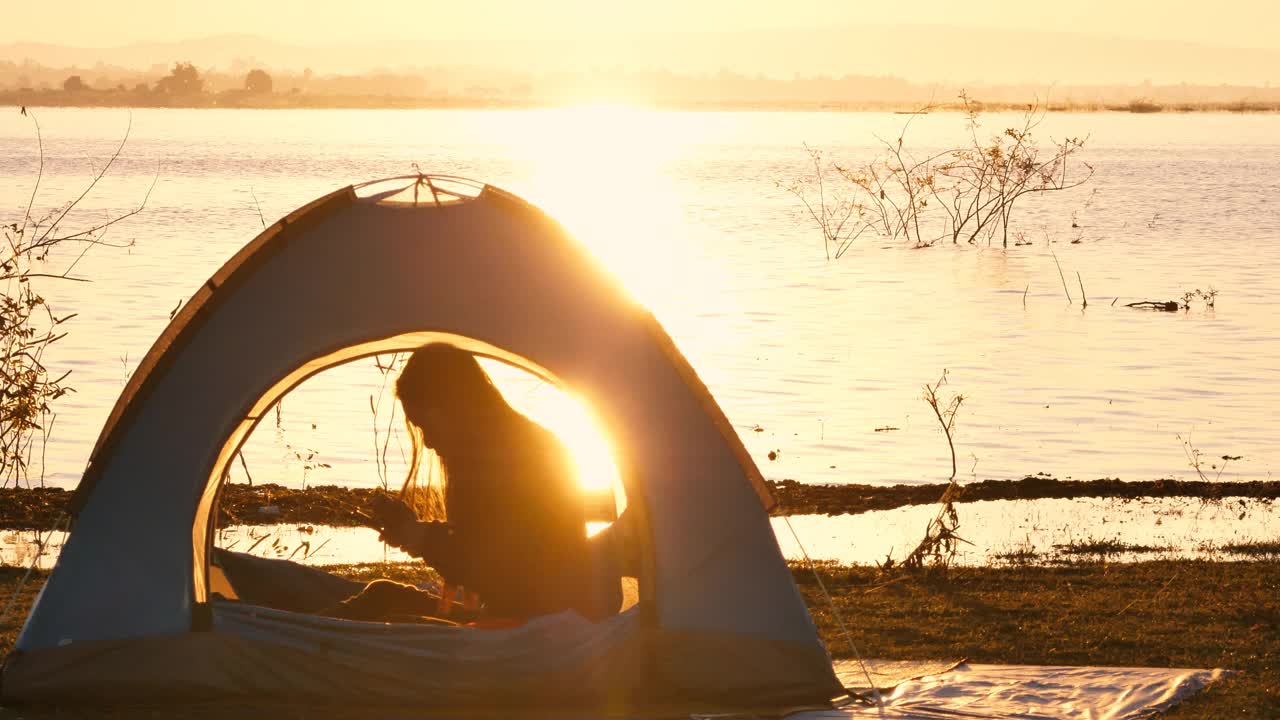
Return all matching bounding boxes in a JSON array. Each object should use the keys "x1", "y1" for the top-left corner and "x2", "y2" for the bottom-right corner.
[
  {"x1": 59, "y1": 63, "x2": 273, "y2": 97},
  {"x1": 4, "y1": 59, "x2": 1280, "y2": 110}
]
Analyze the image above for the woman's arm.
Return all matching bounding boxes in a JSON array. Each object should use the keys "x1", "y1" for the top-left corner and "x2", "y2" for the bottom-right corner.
[{"x1": 369, "y1": 496, "x2": 466, "y2": 581}]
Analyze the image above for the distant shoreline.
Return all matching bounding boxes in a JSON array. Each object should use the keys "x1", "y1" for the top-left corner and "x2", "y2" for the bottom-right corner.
[{"x1": 5, "y1": 91, "x2": 1280, "y2": 114}]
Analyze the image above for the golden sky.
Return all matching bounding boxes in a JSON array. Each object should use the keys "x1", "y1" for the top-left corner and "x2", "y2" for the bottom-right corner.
[
  {"x1": 5, "y1": 1, "x2": 1278, "y2": 85},
  {"x1": 8, "y1": 0, "x2": 1279, "y2": 49}
]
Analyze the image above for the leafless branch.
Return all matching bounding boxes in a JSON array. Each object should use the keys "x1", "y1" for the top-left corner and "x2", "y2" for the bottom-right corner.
[
  {"x1": 1, "y1": 111, "x2": 144, "y2": 486},
  {"x1": 785, "y1": 93, "x2": 1093, "y2": 254}
]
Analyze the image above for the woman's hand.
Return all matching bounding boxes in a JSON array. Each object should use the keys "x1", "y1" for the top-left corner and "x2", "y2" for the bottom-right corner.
[
  {"x1": 368, "y1": 495, "x2": 458, "y2": 572},
  {"x1": 369, "y1": 494, "x2": 422, "y2": 551}
]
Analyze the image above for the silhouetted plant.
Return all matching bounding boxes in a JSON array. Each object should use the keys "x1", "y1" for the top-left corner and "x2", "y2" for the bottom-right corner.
[
  {"x1": 1177, "y1": 430, "x2": 1240, "y2": 483},
  {"x1": 777, "y1": 145, "x2": 868, "y2": 260},
  {"x1": 1125, "y1": 287, "x2": 1218, "y2": 312},
  {"x1": 900, "y1": 371, "x2": 969, "y2": 572},
  {"x1": 1181, "y1": 287, "x2": 1217, "y2": 311},
  {"x1": 789, "y1": 93, "x2": 1094, "y2": 252},
  {"x1": 369, "y1": 352, "x2": 407, "y2": 491},
  {"x1": 1, "y1": 111, "x2": 151, "y2": 486}
]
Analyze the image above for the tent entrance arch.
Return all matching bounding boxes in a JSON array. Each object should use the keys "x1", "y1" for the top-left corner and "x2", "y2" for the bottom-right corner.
[{"x1": 201, "y1": 331, "x2": 644, "y2": 604}]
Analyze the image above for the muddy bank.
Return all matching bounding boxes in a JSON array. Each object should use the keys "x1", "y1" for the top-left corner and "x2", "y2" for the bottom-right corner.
[
  {"x1": 0, "y1": 483, "x2": 613, "y2": 531},
  {"x1": 0, "y1": 485, "x2": 387, "y2": 532},
  {"x1": 1, "y1": 476, "x2": 1278, "y2": 531},
  {"x1": 768, "y1": 475, "x2": 1280, "y2": 515}
]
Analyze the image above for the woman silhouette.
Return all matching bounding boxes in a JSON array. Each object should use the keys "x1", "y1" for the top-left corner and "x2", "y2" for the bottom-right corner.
[{"x1": 332, "y1": 343, "x2": 607, "y2": 623}]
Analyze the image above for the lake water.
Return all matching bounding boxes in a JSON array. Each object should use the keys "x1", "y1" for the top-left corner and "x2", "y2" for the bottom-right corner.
[
  {"x1": 211, "y1": 496, "x2": 1280, "y2": 567},
  {"x1": 1, "y1": 107, "x2": 1278, "y2": 494}
]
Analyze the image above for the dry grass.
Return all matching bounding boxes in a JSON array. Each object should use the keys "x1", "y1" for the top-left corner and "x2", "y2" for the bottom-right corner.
[
  {"x1": 798, "y1": 560, "x2": 1279, "y2": 718},
  {"x1": 1215, "y1": 540, "x2": 1280, "y2": 558},
  {"x1": 1, "y1": 560, "x2": 1276, "y2": 718}
]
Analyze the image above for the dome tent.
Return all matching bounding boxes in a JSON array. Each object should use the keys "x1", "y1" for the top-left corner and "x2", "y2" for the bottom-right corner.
[{"x1": 1, "y1": 177, "x2": 843, "y2": 712}]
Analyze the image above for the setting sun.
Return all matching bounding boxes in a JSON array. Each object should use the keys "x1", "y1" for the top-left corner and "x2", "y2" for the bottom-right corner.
[
  {"x1": 477, "y1": 357, "x2": 620, "y2": 495},
  {"x1": 504, "y1": 104, "x2": 735, "y2": 340}
]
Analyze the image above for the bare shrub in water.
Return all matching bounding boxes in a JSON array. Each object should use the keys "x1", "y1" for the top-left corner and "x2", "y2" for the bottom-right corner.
[
  {"x1": 0, "y1": 110, "x2": 151, "y2": 486},
  {"x1": 776, "y1": 145, "x2": 869, "y2": 260},
  {"x1": 785, "y1": 93, "x2": 1094, "y2": 251}
]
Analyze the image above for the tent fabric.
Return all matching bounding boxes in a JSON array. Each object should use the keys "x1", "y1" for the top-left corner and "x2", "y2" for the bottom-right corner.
[
  {"x1": 798, "y1": 663, "x2": 1225, "y2": 719},
  {"x1": 70, "y1": 185, "x2": 358, "y2": 511},
  {"x1": 5, "y1": 602, "x2": 835, "y2": 710},
  {"x1": 4, "y1": 178, "x2": 841, "y2": 709},
  {"x1": 4, "y1": 604, "x2": 642, "y2": 705},
  {"x1": 212, "y1": 539, "x2": 623, "y2": 622},
  {"x1": 211, "y1": 549, "x2": 366, "y2": 614}
]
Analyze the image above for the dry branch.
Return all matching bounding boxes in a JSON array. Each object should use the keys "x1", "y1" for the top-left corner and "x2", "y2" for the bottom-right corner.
[{"x1": 1, "y1": 110, "x2": 147, "y2": 486}]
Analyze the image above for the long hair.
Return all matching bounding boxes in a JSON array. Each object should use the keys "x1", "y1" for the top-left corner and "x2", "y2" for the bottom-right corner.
[
  {"x1": 398, "y1": 419, "x2": 445, "y2": 520},
  {"x1": 395, "y1": 343, "x2": 516, "y2": 520}
]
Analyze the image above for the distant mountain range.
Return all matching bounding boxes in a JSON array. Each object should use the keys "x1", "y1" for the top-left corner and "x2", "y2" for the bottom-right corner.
[{"x1": 3, "y1": 27, "x2": 1278, "y2": 86}]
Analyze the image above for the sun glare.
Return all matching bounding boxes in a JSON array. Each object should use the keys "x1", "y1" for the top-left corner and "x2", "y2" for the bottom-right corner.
[
  {"x1": 506, "y1": 103, "x2": 728, "y2": 338},
  {"x1": 477, "y1": 358, "x2": 620, "y2": 495},
  {"x1": 491, "y1": 104, "x2": 736, "y2": 500}
]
